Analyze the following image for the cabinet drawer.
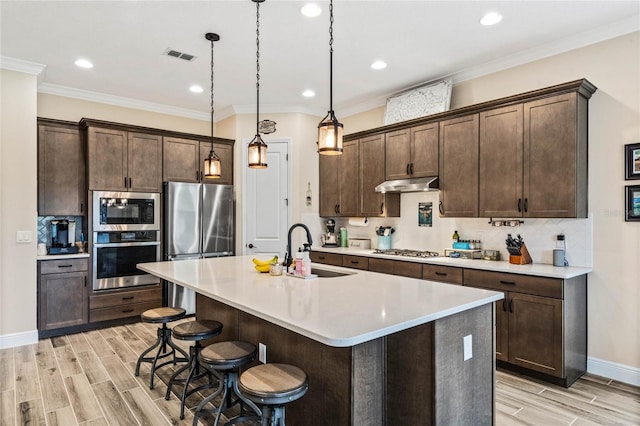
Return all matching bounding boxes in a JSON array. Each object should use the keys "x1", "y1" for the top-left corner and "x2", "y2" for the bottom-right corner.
[
  {"x1": 90, "y1": 300, "x2": 160, "y2": 323},
  {"x1": 423, "y1": 264, "x2": 463, "y2": 285},
  {"x1": 89, "y1": 286, "x2": 161, "y2": 309},
  {"x1": 369, "y1": 258, "x2": 423, "y2": 279},
  {"x1": 464, "y1": 269, "x2": 562, "y2": 299},
  {"x1": 342, "y1": 255, "x2": 369, "y2": 270},
  {"x1": 310, "y1": 252, "x2": 342, "y2": 267},
  {"x1": 40, "y1": 258, "x2": 89, "y2": 274}
]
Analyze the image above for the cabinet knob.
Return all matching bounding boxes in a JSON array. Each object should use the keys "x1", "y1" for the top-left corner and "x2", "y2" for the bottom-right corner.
[
  {"x1": 409, "y1": 163, "x2": 414, "y2": 175},
  {"x1": 509, "y1": 299, "x2": 514, "y2": 313},
  {"x1": 524, "y1": 198, "x2": 528, "y2": 212},
  {"x1": 517, "y1": 198, "x2": 522, "y2": 213},
  {"x1": 406, "y1": 164, "x2": 410, "y2": 175},
  {"x1": 129, "y1": 177, "x2": 132, "y2": 188},
  {"x1": 438, "y1": 201, "x2": 444, "y2": 215},
  {"x1": 380, "y1": 203, "x2": 384, "y2": 215}
]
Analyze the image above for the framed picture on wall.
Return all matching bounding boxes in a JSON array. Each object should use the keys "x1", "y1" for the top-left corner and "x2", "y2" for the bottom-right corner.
[
  {"x1": 624, "y1": 143, "x2": 640, "y2": 180},
  {"x1": 625, "y1": 185, "x2": 640, "y2": 222}
]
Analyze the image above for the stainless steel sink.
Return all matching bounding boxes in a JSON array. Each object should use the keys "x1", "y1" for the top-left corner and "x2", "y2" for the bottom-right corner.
[{"x1": 311, "y1": 268, "x2": 353, "y2": 278}]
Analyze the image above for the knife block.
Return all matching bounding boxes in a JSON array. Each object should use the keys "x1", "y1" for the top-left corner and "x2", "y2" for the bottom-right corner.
[{"x1": 509, "y1": 243, "x2": 532, "y2": 265}]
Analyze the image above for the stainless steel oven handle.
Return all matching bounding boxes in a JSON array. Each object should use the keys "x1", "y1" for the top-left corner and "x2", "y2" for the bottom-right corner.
[{"x1": 94, "y1": 241, "x2": 160, "y2": 248}]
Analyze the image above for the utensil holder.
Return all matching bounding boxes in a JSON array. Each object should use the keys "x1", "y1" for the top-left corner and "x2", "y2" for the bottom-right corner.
[
  {"x1": 509, "y1": 243, "x2": 532, "y2": 265},
  {"x1": 377, "y1": 235, "x2": 391, "y2": 250}
]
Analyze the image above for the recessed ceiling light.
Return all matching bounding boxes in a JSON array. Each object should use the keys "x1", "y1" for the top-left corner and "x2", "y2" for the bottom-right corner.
[
  {"x1": 302, "y1": 90, "x2": 315, "y2": 98},
  {"x1": 480, "y1": 12, "x2": 502, "y2": 26},
  {"x1": 301, "y1": 3, "x2": 321, "y2": 17},
  {"x1": 74, "y1": 58, "x2": 93, "y2": 69},
  {"x1": 371, "y1": 60, "x2": 387, "y2": 70},
  {"x1": 189, "y1": 85, "x2": 203, "y2": 93}
]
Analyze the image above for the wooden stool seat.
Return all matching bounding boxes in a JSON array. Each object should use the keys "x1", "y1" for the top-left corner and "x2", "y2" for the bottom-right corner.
[
  {"x1": 193, "y1": 341, "x2": 258, "y2": 426},
  {"x1": 165, "y1": 319, "x2": 223, "y2": 420},
  {"x1": 135, "y1": 307, "x2": 188, "y2": 389}
]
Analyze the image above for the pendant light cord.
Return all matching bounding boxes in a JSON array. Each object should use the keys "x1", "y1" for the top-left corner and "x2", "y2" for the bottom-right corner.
[
  {"x1": 255, "y1": 1, "x2": 261, "y2": 135},
  {"x1": 210, "y1": 36, "x2": 215, "y2": 148},
  {"x1": 329, "y1": 0, "x2": 334, "y2": 114}
]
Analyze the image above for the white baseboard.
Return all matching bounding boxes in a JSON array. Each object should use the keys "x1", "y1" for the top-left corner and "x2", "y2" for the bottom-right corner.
[
  {"x1": 0, "y1": 329, "x2": 38, "y2": 349},
  {"x1": 588, "y1": 356, "x2": 640, "y2": 387}
]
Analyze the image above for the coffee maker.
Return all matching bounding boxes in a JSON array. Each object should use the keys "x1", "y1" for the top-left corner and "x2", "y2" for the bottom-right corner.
[
  {"x1": 49, "y1": 219, "x2": 79, "y2": 254},
  {"x1": 321, "y1": 218, "x2": 340, "y2": 247}
]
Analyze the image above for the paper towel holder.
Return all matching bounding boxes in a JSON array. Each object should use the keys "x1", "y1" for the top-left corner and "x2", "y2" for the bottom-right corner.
[{"x1": 348, "y1": 217, "x2": 369, "y2": 227}]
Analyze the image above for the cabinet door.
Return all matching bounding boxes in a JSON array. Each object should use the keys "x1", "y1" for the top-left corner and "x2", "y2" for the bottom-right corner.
[
  {"x1": 524, "y1": 93, "x2": 579, "y2": 217},
  {"x1": 38, "y1": 124, "x2": 85, "y2": 216},
  {"x1": 360, "y1": 134, "x2": 398, "y2": 216},
  {"x1": 39, "y1": 271, "x2": 88, "y2": 330},
  {"x1": 201, "y1": 141, "x2": 233, "y2": 185},
  {"x1": 338, "y1": 140, "x2": 359, "y2": 216},
  {"x1": 410, "y1": 123, "x2": 439, "y2": 177},
  {"x1": 385, "y1": 129, "x2": 411, "y2": 180},
  {"x1": 479, "y1": 105, "x2": 523, "y2": 217},
  {"x1": 128, "y1": 132, "x2": 162, "y2": 192},
  {"x1": 495, "y1": 297, "x2": 509, "y2": 362},
  {"x1": 319, "y1": 154, "x2": 340, "y2": 217},
  {"x1": 163, "y1": 137, "x2": 199, "y2": 182},
  {"x1": 87, "y1": 127, "x2": 128, "y2": 191},
  {"x1": 508, "y1": 292, "x2": 563, "y2": 377},
  {"x1": 439, "y1": 114, "x2": 479, "y2": 217}
]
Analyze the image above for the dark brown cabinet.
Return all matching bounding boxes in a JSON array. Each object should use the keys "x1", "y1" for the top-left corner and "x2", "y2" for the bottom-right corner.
[
  {"x1": 38, "y1": 258, "x2": 88, "y2": 333},
  {"x1": 438, "y1": 114, "x2": 479, "y2": 217},
  {"x1": 86, "y1": 126, "x2": 162, "y2": 192},
  {"x1": 37, "y1": 120, "x2": 85, "y2": 216},
  {"x1": 359, "y1": 134, "x2": 399, "y2": 217},
  {"x1": 163, "y1": 137, "x2": 233, "y2": 185},
  {"x1": 422, "y1": 264, "x2": 463, "y2": 285},
  {"x1": 463, "y1": 268, "x2": 586, "y2": 387},
  {"x1": 89, "y1": 285, "x2": 162, "y2": 323},
  {"x1": 319, "y1": 140, "x2": 359, "y2": 217},
  {"x1": 309, "y1": 251, "x2": 343, "y2": 266},
  {"x1": 385, "y1": 123, "x2": 438, "y2": 180},
  {"x1": 368, "y1": 258, "x2": 423, "y2": 279}
]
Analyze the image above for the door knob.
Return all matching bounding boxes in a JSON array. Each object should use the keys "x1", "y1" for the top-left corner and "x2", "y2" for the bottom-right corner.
[{"x1": 247, "y1": 243, "x2": 256, "y2": 249}]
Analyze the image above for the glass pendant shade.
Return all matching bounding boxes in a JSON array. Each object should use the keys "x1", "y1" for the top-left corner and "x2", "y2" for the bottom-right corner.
[
  {"x1": 203, "y1": 148, "x2": 221, "y2": 178},
  {"x1": 317, "y1": 112, "x2": 343, "y2": 155},
  {"x1": 248, "y1": 135, "x2": 268, "y2": 169}
]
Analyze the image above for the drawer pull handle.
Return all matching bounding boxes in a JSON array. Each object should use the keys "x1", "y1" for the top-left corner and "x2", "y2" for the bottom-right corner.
[
  {"x1": 509, "y1": 299, "x2": 514, "y2": 313},
  {"x1": 122, "y1": 309, "x2": 134, "y2": 313},
  {"x1": 502, "y1": 299, "x2": 507, "y2": 312},
  {"x1": 122, "y1": 296, "x2": 134, "y2": 300},
  {"x1": 351, "y1": 261, "x2": 359, "y2": 264},
  {"x1": 500, "y1": 280, "x2": 516, "y2": 285},
  {"x1": 318, "y1": 256, "x2": 326, "y2": 260},
  {"x1": 57, "y1": 264, "x2": 73, "y2": 268},
  {"x1": 435, "y1": 272, "x2": 447, "y2": 276}
]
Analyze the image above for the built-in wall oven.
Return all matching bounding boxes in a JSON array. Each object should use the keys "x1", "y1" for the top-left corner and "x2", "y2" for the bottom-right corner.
[{"x1": 92, "y1": 191, "x2": 161, "y2": 291}]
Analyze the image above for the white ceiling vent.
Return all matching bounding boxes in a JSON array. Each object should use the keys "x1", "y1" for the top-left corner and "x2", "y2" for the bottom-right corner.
[{"x1": 164, "y1": 48, "x2": 196, "y2": 62}]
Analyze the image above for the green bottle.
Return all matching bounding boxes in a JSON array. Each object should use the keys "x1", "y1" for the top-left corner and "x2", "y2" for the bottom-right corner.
[{"x1": 452, "y1": 230, "x2": 460, "y2": 246}]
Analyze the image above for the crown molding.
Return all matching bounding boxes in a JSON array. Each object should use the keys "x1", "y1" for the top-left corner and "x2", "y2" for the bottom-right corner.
[{"x1": 0, "y1": 56, "x2": 46, "y2": 75}]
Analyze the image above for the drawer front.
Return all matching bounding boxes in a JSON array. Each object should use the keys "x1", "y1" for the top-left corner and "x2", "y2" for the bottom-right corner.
[
  {"x1": 90, "y1": 300, "x2": 160, "y2": 323},
  {"x1": 309, "y1": 251, "x2": 343, "y2": 267},
  {"x1": 89, "y1": 286, "x2": 161, "y2": 309},
  {"x1": 369, "y1": 258, "x2": 423, "y2": 279},
  {"x1": 423, "y1": 264, "x2": 463, "y2": 284},
  {"x1": 464, "y1": 269, "x2": 562, "y2": 299},
  {"x1": 342, "y1": 255, "x2": 369, "y2": 270},
  {"x1": 40, "y1": 258, "x2": 89, "y2": 274}
]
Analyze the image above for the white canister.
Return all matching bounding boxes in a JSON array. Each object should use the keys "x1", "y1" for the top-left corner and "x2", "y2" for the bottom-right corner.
[
  {"x1": 553, "y1": 249, "x2": 565, "y2": 267},
  {"x1": 68, "y1": 220, "x2": 76, "y2": 245},
  {"x1": 37, "y1": 243, "x2": 47, "y2": 256}
]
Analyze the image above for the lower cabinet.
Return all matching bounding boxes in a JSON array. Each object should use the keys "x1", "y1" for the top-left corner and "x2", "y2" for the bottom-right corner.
[
  {"x1": 368, "y1": 258, "x2": 423, "y2": 279},
  {"x1": 464, "y1": 269, "x2": 586, "y2": 387},
  {"x1": 89, "y1": 285, "x2": 162, "y2": 323},
  {"x1": 309, "y1": 251, "x2": 343, "y2": 267},
  {"x1": 38, "y1": 258, "x2": 89, "y2": 331},
  {"x1": 422, "y1": 264, "x2": 463, "y2": 285}
]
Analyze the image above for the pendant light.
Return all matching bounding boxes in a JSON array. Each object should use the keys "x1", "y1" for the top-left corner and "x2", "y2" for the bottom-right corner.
[
  {"x1": 203, "y1": 32, "x2": 221, "y2": 178},
  {"x1": 248, "y1": 0, "x2": 268, "y2": 169},
  {"x1": 317, "y1": 0, "x2": 343, "y2": 155}
]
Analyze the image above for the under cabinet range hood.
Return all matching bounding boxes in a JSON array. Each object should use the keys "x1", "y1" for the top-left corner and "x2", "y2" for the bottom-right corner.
[{"x1": 374, "y1": 176, "x2": 439, "y2": 193}]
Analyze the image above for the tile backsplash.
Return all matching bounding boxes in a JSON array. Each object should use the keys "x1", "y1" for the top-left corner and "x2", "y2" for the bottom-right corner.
[
  {"x1": 37, "y1": 216, "x2": 84, "y2": 246},
  {"x1": 306, "y1": 191, "x2": 592, "y2": 267}
]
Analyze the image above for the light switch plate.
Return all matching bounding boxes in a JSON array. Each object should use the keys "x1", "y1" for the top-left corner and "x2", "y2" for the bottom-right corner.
[
  {"x1": 463, "y1": 335, "x2": 472, "y2": 361},
  {"x1": 16, "y1": 231, "x2": 32, "y2": 243}
]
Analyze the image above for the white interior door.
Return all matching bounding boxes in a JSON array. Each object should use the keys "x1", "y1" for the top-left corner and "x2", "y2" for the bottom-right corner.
[{"x1": 244, "y1": 140, "x2": 290, "y2": 258}]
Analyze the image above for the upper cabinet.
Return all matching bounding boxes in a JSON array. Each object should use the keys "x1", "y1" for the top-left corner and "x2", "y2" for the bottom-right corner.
[
  {"x1": 360, "y1": 134, "x2": 400, "y2": 217},
  {"x1": 38, "y1": 120, "x2": 85, "y2": 216},
  {"x1": 86, "y1": 125, "x2": 162, "y2": 192},
  {"x1": 385, "y1": 123, "x2": 439, "y2": 180},
  {"x1": 319, "y1": 140, "x2": 359, "y2": 217},
  {"x1": 438, "y1": 114, "x2": 479, "y2": 217},
  {"x1": 164, "y1": 137, "x2": 233, "y2": 185}
]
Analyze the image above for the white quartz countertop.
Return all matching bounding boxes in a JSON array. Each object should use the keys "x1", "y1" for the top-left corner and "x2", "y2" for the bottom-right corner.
[
  {"x1": 37, "y1": 253, "x2": 90, "y2": 260},
  {"x1": 138, "y1": 255, "x2": 503, "y2": 348},
  {"x1": 313, "y1": 246, "x2": 592, "y2": 279}
]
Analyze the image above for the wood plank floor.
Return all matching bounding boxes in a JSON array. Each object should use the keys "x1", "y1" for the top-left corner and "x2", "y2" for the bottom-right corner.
[{"x1": 1, "y1": 319, "x2": 638, "y2": 425}]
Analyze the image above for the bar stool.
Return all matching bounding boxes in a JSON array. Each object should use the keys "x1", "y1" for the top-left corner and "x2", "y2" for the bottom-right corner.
[
  {"x1": 192, "y1": 341, "x2": 257, "y2": 426},
  {"x1": 134, "y1": 307, "x2": 189, "y2": 389},
  {"x1": 227, "y1": 363, "x2": 309, "y2": 426},
  {"x1": 165, "y1": 319, "x2": 223, "y2": 419}
]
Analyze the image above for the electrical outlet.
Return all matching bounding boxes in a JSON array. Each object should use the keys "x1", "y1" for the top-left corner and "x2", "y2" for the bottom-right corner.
[
  {"x1": 258, "y1": 342, "x2": 267, "y2": 363},
  {"x1": 463, "y1": 335, "x2": 472, "y2": 361},
  {"x1": 16, "y1": 231, "x2": 32, "y2": 243}
]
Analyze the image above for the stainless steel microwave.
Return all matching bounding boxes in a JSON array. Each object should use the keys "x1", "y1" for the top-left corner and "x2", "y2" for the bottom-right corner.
[{"x1": 92, "y1": 191, "x2": 160, "y2": 231}]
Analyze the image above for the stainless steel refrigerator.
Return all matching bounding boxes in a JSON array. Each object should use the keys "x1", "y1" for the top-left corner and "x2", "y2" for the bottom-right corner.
[{"x1": 164, "y1": 182, "x2": 234, "y2": 314}]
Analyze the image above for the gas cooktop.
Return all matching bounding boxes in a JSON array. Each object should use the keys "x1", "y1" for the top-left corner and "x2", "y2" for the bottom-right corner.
[{"x1": 373, "y1": 248, "x2": 440, "y2": 258}]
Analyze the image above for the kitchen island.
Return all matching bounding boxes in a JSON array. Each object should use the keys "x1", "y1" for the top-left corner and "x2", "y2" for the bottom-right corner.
[{"x1": 139, "y1": 255, "x2": 504, "y2": 425}]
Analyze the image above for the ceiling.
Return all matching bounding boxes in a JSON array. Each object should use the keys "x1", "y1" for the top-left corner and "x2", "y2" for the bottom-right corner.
[{"x1": 1, "y1": 1, "x2": 638, "y2": 121}]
